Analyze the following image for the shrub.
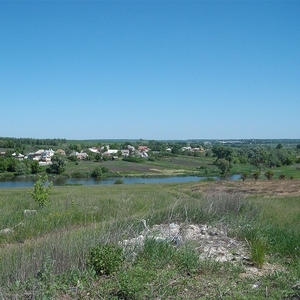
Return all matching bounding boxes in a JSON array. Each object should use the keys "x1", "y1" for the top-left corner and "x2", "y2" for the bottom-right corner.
[
  {"x1": 28, "y1": 175, "x2": 53, "y2": 207},
  {"x1": 114, "y1": 179, "x2": 124, "y2": 184},
  {"x1": 252, "y1": 170, "x2": 261, "y2": 181},
  {"x1": 241, "y1": 172, "x2": 248, "y2": 182},
  {"x1": 89, "y1": 243, "x2": 123, "y2": 276},
  {"x1": 264, "y1": 169, "x2": 274, "y2": 180},
  {"x1": 279, "y1": 173, "x2": 286, "y2": 180}
]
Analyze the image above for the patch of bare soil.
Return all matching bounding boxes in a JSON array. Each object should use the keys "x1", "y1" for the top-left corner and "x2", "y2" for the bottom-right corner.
[{"x1": 190, "y1": 179, "x2": 300, "y2": 197}]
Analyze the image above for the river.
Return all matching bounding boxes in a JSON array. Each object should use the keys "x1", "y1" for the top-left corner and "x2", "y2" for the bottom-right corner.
[{"x1": 0, "y1": 175, "x2": 241, "y2": 188}]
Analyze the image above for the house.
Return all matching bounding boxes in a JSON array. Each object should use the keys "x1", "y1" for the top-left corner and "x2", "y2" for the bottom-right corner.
[
  {"x1": 41, "y1": 149, "x2": 55, "y2": 162},
  {"x1": 69, "y1": 151, "x2": 88, "y2": 160},
  {"x1": 121, "y1": 150, "x2": 130, "y2": 157},
  {"x1": 103, "y1": 149, "x2": 119, "y2": 155},
  {"x1": 88, "y1": 147, "x2": 100, "y2": 153},
  {"x1": 127, "y1": 145, "x2": 135, "y2": 152},
  {"x1": 138, "y1": 146, "x2": 149, "y2": 152},
  {"x1": 136, "y1": 151, "x2": 148, "y2": 158},
  {"x1": 56, "y1": 149, "x2": 66, "y2": 155},
  {"x1": 12, "y1": 153, "x2": 25, "y2": 161}
]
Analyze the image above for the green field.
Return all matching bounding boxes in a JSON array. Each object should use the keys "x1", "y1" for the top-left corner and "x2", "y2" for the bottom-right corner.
[{"x1": 0, "y1": 181, "x2": 299, "y2": 299}]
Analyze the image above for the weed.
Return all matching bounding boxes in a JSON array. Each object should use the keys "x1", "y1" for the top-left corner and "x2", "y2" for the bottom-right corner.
[
  {"x1": 89, "y1": 243, "x2": 123, "y2": 276},
  {"x1": 175, "y1": 243, "x2": 199, "y2": 274},
  {"x1": 248, "y1": 236, "x2": 267, "y2": 268}
]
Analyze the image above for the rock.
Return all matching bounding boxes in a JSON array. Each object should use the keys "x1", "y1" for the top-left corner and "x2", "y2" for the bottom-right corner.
[
  {"x1": 0, "y1": 228, "x2": 14, "y2": 234},
  {"x1": 24, "y1": 209, "x2": 37, "y2": 216}
]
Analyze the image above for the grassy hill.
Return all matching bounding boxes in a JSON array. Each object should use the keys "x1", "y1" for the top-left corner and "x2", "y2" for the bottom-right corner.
[{"x1": 0, "y1": 180, "x2": 299, "y2": 299}]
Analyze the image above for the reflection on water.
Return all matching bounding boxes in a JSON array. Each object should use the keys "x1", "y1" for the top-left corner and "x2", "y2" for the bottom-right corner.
[{"x1": 0, "y1": 174, "x2": 241, "y2": 188}]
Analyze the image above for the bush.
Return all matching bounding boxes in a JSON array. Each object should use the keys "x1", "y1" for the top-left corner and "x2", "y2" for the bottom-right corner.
[
  {"x1": 28, "y1": 175, "x2": 53, "y2": 207},
  {"x1": 114, "y1": 179, "x2": 124, "y2": 184},
  {"x1": 89, "y1": 243, "x2": 123, "y2": 276},
  {"x1": 252, "y1": 170, "x2": 261, "y2": 181},
  {"x1": 241, "y1": 172, "x2": 248, "y2": 182},
  {"x1": 264, "y1": 169, "x2": 274, "y2": 180},
  {"x1": 123, "y1": 156, "x2": 144, "y2": 163}
]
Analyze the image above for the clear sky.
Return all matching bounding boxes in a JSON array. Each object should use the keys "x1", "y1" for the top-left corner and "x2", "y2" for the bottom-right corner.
[{"x1": 1, "y1": 1, "x2": 299, "y2": 140}]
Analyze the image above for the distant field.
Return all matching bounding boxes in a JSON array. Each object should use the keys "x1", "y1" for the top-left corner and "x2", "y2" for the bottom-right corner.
[
  {"x1": 48, "y1": 154, "x2": 300, "y2": 179},
  {"x1": 101, "y1": 160, "x2": 166, "y2": 174},
  {"x1": 62, "y1": 155, "x2": 218, "y2": 176}
]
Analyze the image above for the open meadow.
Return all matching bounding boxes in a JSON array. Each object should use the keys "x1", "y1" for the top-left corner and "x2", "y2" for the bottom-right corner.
[{"x1": 0, "y1": 179, "x2": 299, "y2": 299}]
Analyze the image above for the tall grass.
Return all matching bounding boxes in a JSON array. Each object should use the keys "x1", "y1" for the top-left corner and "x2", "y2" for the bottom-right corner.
[{"x1": 0, "y1": 182, "x2": 300, "y2": 291}]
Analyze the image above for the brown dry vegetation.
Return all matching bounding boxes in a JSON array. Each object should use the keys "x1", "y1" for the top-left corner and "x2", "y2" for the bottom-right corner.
[{"x1": 189, "y1": 179, "x2": 300, "y2": 197}]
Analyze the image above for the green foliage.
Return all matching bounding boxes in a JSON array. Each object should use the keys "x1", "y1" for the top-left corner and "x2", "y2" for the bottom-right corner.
[
  {"x1": 89, "y1": 243, "x2": 123, "y2": 276},
  {"x1": 114, "y1": 178, "x2": 124, "y2": 184},
  {"x1": 140, "y1": 238, "x2": 175, "y2": 268},
  {"x1": 252, "y1": 170, "x2": 261, "y2": 181},
  {"x1": 240, "y1": 172, "x2": 248, "y2": 182},
  {"x1": 175, "y1": 243, "x2": 199, "y2": 273},
  {"x1": 117, "y1": 266, "x2": 150, "y2": 299},
  {"x1": 123, "y1": 156, "x2": 144, "y2": 163},
  {"x1": 215, "y1": 158, "x2": 230, "y2": 175},
  {"x1": 91, "y1": 166, "x2": 102, "y2": 178},
  {"x1": 91, "y1": 166, "x2": 109, "y2": 178},
  {"x1": 68, "y1": 154, "x2": 78, "y2": 162},
  {"x1": 248, "y1": 236, "x2": 267, "y2": 268},
  {"x1": 264, "y1": 169, "x2": 274, "y2": 180},
  {"x1": 30, "y1": 160, "x2": 40, "y2": 174},
  {"x1": 28, "y1": 175, "x2": 53, "y2": 207},
  {"x1": 47, "y1": 154, "x2": 66, "y2": 174},
  {"x1": 15, "y1": 162, "x2": 29, "y2": 175},
  {"x1": 279, "y1": 173, "x2": 286, "y2": 180},
  {"x1": 94, "y1": 152, "x2": 102, "y2": 162},
  {"x1": 212, "y1": 145, "x2": 233, "y2": 163}
]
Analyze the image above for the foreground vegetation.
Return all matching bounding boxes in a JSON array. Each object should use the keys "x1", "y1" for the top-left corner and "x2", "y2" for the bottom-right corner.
[{"x1": 0, "y1": 180, "x2": 299, "y2": 299}]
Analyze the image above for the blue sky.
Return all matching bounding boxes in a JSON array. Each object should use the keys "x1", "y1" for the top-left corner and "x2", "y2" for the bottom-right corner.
[{"x1": 1, "y1": 1, "x2": 299, "y2": 140}]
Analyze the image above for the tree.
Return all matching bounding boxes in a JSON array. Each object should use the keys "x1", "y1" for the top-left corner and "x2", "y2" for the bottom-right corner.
[
  {"x1": 94, "y1": 153, "x2": 102, "y2": 162},
  {"x1": 15, "y1": 162, "x2": 29, "y2": 175},
  {"x1": 247, "y1": 148, "x2": 267, "y2": 171},
  {"x1": 47, "y1": 154, "x2": 66, "y2": 174},
  {"x1": 171, "y1": 144, "x2": 182, "y2": 155},
  {"x1": 28, "y1": 175, "x2": 53, "y2": 207},
  {"x1": 215, "y1": 158, "x2": 230, "y2": 175},
  {"x1": 68, "y1": 154, "x2": 78, "y2": 162},
  {"x1": 91, "y1": 166, "x2": 102, "y2": 178},
  {"x1": 212, "y1": 145, "x2": 233, "y2": 163},
  {"x1": 30, "y1": 160, "x2": 40, "y2": 174}
]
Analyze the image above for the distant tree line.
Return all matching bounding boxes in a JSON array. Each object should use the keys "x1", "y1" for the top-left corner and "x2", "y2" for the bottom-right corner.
[{"x1": 0, "y1": 137, "x2": 66, "y2": 149}]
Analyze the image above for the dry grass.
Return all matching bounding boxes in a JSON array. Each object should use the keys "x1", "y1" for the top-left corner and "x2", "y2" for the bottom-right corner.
[{"x1": 188, "y1": 179, "x2": 300, "y2": 197}]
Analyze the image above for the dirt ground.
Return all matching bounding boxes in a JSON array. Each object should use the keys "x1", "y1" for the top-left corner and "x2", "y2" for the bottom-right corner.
[{"x1": 189, "y1": 179, "x2": 300, "y2": 197}]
